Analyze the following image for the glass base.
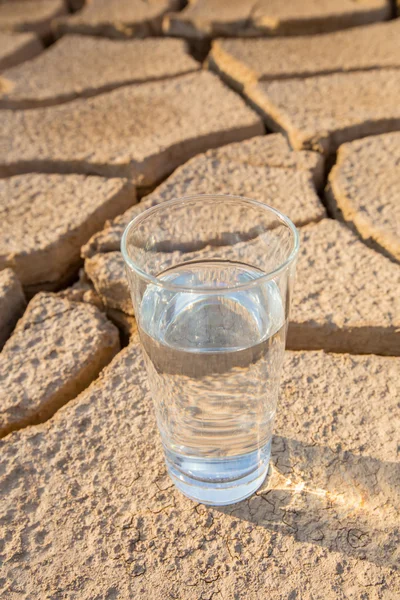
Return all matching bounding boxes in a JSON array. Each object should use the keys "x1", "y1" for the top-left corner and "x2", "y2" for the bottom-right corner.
[{"x1": 164, "y1": 441, "x2": 271, "y2": 506}]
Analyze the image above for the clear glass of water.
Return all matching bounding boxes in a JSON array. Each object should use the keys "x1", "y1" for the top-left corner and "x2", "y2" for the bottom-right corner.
[{"x1": 121, "y1": 195, "x2": 299, "y2": 506}]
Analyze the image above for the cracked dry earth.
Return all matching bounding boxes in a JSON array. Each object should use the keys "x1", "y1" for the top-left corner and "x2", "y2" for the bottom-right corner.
[{"x1": 0, "y1": 1, "x2": 399, "y2": 599}]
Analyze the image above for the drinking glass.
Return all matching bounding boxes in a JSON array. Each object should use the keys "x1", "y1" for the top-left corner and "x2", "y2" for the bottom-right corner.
[{"x1": 121, "y1": 195, "x2": 299, "y2": 505}]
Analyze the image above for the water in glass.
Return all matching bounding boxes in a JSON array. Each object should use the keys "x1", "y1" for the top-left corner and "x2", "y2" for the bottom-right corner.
[{"x1": 139, "y1": 260, "x2": 286, "y2": 505}]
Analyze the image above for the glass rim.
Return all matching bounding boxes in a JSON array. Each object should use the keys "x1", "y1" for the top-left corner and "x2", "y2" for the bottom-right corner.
[{"x1": 121, "y1": 194, "x2": 299, "y2": 294}]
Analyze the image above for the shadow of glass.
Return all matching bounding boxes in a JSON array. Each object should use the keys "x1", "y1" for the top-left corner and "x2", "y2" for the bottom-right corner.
[{"x1": 217, "y1": 436, "x2": 400, "y2": 568}]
